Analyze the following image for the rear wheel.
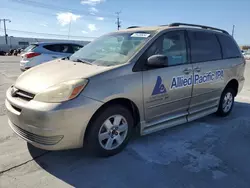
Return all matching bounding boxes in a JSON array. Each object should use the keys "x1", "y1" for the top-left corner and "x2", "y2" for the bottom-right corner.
[
  {"x1": 85, "y1": 105, "x2": 134, "y2": 157},
  {"x1": 216, "y1": 88, "x2": 235, "y2": 117}
]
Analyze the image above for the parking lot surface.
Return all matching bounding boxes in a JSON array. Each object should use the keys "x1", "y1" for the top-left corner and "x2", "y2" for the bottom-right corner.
[{"x1": 1, "y1": 56, "x2": 250, "y2": 188}]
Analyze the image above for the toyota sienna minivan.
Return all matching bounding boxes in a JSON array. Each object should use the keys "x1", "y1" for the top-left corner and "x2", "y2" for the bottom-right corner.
[{"x1": 5, "y1": 23, "x2": 245, "y2": 157}]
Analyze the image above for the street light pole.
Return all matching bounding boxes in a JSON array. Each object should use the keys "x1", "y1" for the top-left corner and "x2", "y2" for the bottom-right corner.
[
  {"x1": 68, "y1": 15, "x2": 72, "y2": 39},
  {"x1": 115, "y1": 11, "x2": 121, "y2": 30}
]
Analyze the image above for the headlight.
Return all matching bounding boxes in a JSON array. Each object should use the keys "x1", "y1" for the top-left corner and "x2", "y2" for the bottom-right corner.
[{"x1": 34, "y1": 78, "x2": 88, "y2": 103}]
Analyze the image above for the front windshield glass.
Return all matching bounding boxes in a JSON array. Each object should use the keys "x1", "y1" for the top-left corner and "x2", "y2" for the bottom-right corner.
[{"x1": 70, "y1": 31, "x2": 155, "y2": 66}]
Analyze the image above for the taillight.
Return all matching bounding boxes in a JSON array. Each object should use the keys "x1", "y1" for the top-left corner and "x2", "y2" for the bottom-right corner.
[{"x1": 25, "y1": 52, "x2": 41, "y2": 59}]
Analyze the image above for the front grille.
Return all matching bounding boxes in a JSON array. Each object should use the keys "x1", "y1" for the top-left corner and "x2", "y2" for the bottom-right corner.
[
  {"x1": 11, "y1": 122, "x2": 63, "y2": 145},
  {"x1": 12, "y1": 88, "x2": 35, "y2": 101}
]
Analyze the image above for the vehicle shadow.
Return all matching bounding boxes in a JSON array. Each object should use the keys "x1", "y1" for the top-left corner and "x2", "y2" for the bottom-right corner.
[
  {"x1": 27, "y1": 144, "x2": 155, "y2": 188},
  {"x1": 28, "y1": 101, "x2": 250, "y2": 188}
]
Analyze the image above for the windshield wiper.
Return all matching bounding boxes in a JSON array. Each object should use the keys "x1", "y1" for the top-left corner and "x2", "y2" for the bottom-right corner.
[{"x1": 72, "y1": 58, "x2": 92, "y2": 65}]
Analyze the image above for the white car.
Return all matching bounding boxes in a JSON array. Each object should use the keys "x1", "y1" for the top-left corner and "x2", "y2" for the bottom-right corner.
[
  {"x1": 244, "y1": 51, "x2": 250, "y2": 60},
  {"x1": 20, "y1": 42, "x2": 83, "y2": 71}
]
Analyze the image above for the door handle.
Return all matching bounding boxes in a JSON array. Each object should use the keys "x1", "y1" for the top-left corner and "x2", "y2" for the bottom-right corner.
[
  {"x1": 183, "y1": 68, "x2": 192, "y2": 75},
  {"x1": 194, "y1": 67, "x2": 201, "y2": 72}
]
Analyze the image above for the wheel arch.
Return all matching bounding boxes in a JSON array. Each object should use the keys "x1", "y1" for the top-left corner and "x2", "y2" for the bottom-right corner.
[
  {"x1": 84, "y1": 98, "x2": 141, "y2": 142},
  {"x1": 224, "y1": 79, "x2": 239, "y2": 96}
]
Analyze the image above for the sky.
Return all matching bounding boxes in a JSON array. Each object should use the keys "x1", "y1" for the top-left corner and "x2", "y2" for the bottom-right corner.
[{"x1": 0, "y1": 0, "x2": 250, "y2": 45}]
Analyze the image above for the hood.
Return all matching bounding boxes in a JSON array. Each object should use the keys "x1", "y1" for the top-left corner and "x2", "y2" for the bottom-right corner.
[{"x1": 15, "y1": 59, "x2": 110, "y2": 94}]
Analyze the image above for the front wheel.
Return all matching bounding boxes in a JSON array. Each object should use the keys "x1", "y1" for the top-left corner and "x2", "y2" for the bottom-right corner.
[
  {"x1": 216, "y1": 88, "x2": 235, "y2": 117},
  {"x1": 85, "y1": 105, "x2": 134, "y2": 157}
]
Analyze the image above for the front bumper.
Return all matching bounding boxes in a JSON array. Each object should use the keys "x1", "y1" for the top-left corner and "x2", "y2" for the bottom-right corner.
[{"x1": 5, "y1": 87, "x2": 103, "y2": 150}]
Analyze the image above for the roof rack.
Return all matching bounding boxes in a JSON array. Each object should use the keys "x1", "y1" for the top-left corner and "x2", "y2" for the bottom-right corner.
[
  {"x1": 169, "y1": 22, "x2": 229, "y2": 34},
  {"x1": 127, "y1": 26, "x2": 140, "y2": 29}
]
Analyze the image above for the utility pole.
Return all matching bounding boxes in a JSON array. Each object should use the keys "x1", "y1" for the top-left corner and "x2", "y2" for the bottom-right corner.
[
  {"x1": 232, "y1": 25, "x2": 235, "y2": 38},
  {"x1": 68, "y1": 15, "x2": 72, "y2": 39},
  {"x1": 115, "y1": 11, "x2": 121, "y2": 30},
  {"x1": 0, "y1": 19, "x2": 11, "y2": 44}
]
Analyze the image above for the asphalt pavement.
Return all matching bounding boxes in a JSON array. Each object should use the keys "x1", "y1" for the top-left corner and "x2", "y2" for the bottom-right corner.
[{"x1": 1, "y1": 56, "x2": 250, "y2": 188}]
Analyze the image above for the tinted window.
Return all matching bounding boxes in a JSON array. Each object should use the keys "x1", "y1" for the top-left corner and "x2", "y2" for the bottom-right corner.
[
  {"x1": 44, "y1": 44, "x2": 61, "y2": 52},
  {"x1": 217, "y1": 34, "x2": 241, "y2": 59},
  {"x1": 145, "y1": 31, "x2": 187, "y2": 66},
  {"x1": 189, "y1": 31, "x2": 222, "y2": 62},
  {"x1": 62, "y1": 44, "x2": 74, "y2": 53},
  {"x1": 44, "y1": 44, "x2": 73, "y2": 53},
  {"x1": 72, "y1": 44, "x2": 83, "y2": 52}
]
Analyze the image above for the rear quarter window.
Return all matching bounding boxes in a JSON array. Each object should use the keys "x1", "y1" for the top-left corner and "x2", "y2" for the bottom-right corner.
[
  {"x1": 23, "y1": 44, "x2": 38, "y2": 52},
  {"x1": 217, "y1": 34, "x2": 242, "y2": 59}
]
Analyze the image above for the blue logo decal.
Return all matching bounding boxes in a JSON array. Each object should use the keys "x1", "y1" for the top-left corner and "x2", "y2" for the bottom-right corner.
[{"x1": 152, "y1": 76, "x2": 167, "y2": 95}]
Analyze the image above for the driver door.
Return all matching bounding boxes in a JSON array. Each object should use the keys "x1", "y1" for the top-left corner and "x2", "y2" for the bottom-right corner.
[{"x1": 142, "y1": 30, "x2": 193, "y2": 131}]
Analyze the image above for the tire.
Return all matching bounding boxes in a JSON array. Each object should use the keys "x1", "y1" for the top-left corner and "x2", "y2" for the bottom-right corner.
[
  {"x1": 216, "y1": 87, "x2": 235, "y2": 117},
  {"x1": 85, "y1": 105, "x2": 134, "y2": 157}
]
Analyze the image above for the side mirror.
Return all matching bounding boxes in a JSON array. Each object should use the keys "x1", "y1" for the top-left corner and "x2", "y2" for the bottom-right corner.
[{"x1": 146, "y1": 54, "x2": 168, "y2": 68}]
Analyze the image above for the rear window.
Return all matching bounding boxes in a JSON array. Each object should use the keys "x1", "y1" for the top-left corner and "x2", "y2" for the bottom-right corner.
[
  {"x1": 217, "y1": 34, "x2": 242, "y2": 59},
  {"x1": 23, "y1": 44, "x2": 38, "y2": 52},
  {"x1": 188, "y1": 31, "x2": 222, "y2": 63}
]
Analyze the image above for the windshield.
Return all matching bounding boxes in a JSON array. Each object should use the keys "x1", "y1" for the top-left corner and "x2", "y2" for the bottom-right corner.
[{"x1": 69, "y1": 31, "x2": 155, "y2": 66}]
